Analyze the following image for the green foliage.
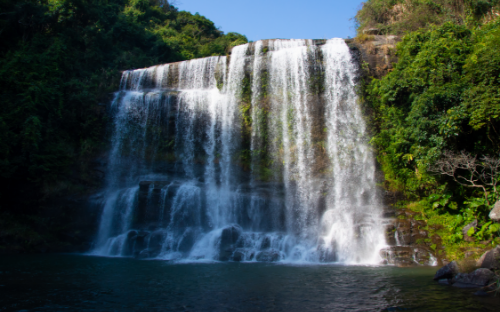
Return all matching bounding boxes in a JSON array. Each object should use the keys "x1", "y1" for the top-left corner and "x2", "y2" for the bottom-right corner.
[
  {"x1": 367, "y1": 17, "x2": 500, "y2": 257},
  {"x1": 0, "y1": 0, "x2": 247, "y2": 207},
  {"x1": 369, "y1": 21, "x2": 500, "y2": 198}
]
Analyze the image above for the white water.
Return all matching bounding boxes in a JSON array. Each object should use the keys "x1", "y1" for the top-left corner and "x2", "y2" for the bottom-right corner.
[{"x1": 91, "y1": 39, "x2": 386, "y2": 264}]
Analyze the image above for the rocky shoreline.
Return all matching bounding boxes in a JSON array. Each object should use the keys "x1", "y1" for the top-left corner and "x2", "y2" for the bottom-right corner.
[{"x1": 434, "y1": 246, "x2": 500, "y2": 296}]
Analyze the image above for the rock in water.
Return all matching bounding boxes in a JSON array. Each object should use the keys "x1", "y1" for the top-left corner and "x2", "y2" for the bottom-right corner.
[
  {"x1": 434, "y1": 261, "x2": 460, "y2": 280},
  {"x1": 452, "y1": 269, "x2": 496, "y2": 288},
  {"x1": 490, "y1": 201, "x2": 500, "y2": 221}
]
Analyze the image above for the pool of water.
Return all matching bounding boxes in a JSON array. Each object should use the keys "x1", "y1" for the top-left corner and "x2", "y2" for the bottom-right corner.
[{"x1": 0, "y1": 254, "x2": 498, "y2": 311}]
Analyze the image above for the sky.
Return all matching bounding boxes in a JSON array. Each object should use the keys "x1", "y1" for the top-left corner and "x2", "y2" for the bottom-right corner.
[{"x1": 174, "y1": 0, "x2": 365, "y2": 41}]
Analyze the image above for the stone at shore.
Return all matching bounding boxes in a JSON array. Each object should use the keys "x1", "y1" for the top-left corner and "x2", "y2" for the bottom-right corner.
[
  {"x1": 434, "y1": 261, "x2": 460, "y2": 280},
  {"x1": 490, "y1": 201, "x2": 500, "y2": 221},
  {"x1": 452, "y1": 269, "x2": 496, "y2": 288},
  {"x1": 477, "y1": 245, "x2": 500, "y2": 270}
]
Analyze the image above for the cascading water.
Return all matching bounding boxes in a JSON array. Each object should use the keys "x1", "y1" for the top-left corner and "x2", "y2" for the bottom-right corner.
[{"x1": 91, "y1": 39, "x2": 386, "y2": 264}]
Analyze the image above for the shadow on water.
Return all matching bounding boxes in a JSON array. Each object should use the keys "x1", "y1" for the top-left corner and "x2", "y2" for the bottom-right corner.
[{"x1": 0, "y1": 254, "x2": 499, "y2": 311}]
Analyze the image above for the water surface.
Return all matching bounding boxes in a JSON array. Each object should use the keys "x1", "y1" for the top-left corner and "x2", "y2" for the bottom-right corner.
[{"x1": 1, "y1": 255, "x2": 498, "y2": 311}]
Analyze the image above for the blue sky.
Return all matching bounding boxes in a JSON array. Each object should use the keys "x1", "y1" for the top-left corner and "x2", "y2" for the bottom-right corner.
[{"x1": 174, "y1": 0, "x2": 365, "y2": 41}]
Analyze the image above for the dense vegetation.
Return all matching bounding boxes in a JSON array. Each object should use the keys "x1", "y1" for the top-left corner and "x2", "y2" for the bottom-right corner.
[
  {"x1": 361, "y1": 0, "x2": 500, "y2": 258},
  {"x1": 0, "y1": 0, "x2": 246, "y2": 203},
  {"x1": 0, "y1": 0, "x2": 246, "y2": 252},
  {"x1": 356, "y1": 0, "x2": 500, "y2": 35}
]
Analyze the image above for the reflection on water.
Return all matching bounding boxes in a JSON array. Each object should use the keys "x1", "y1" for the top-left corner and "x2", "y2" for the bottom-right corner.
[{"x1": 0, "y1": 254, "x2": 498, "y2": 311}]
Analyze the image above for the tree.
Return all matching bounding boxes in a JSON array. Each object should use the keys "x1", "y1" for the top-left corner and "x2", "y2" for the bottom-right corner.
[{"x1": 429, "y1": 150, "x2": 500, "y2": 205}]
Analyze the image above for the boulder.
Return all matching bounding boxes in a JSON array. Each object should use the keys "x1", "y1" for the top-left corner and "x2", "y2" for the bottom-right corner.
[
  {"x1": 434, "y1": 261, "x2": 460, "y2": 280},
  {"x1": 219, "y1": 225, "x2": 242, "y2": 261},
  {"x1": 490, "y1": 201, "x2": 500, "y2": 221},
  {"x1": 477, "y1": 245, "x2": 500, "y2": 270},
  {"x1": 232, "y1": 250, "x2": 244, "y2": 262},
  {"x1": 452, "y1": 268, "x2": 496, "y2": 288},
  {"x1": 256, "y1": 249, "x2": 281, "y2": 262},
  {"x1": 462, "y1": 220, "x2": 478, "y2": 242}
]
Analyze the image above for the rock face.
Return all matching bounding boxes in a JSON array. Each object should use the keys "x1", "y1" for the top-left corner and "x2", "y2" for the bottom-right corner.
[
  {"x1": 347, "y1": 35, "x2": 400, "y2": 78},
  {"x1": 381, "y1": 207, "x2": 439, "y2": 266},
  {"x1": 452, "y1": 269, "x2": 496, "y2": 288},
  {"x1": 380, "y1": 246, "x2": 435, "y2": 266},
  {"x1": 490, "y1": 201, "x2": 500, "y2": 221}
]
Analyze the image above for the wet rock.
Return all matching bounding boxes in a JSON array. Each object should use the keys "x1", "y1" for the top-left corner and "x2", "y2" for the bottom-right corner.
[
  {"x1": 148, "y1": 231, "x2": 165, "y2": 257},
  {"x1": 411, "y1": 220, "x2": 427, "y2": 229},
  {"x1": 434, "y1": 261, "x2": 460, "y2": 280},
  {"x1": 232, "y1": 250, "x2": 245, "y2": 262},
  {"x1": 219, "y1": 225, "x2": 242, "y2": 261},
  {"x1": 132, "y1": 231, "x2": 149, "y2": 257},
  {"x1": 123, "y1": 230, "x2": 138, "y2": 256},
  {"x1": 256, "y1": 249, "x2": 281, "y2": 262},
  {"x1": 178, "y1": 228, "x2": 196, "y2": 253},
  {"x1": 452, "y1": 269, "x2": 496, "y2": 288},
  {"x1": 384, "y1": 223, "x2": 397, "y2": 246},
  {"x1": 380, "y1": 246, "x2": 434, "y2": 266},
  {"x1": 462, "y1": 220, "x2": 478, "y2": 242},
  {"x1": 260, "y1": 237, "x2": 271, "y2": 250},
  {"x1": 478, "y1": 245, "x2": 500, "y2": 270},
  {"x1": 136, "y1": 249, "x2": 151, "y2": 259},
  {"x1": 411, "y1": 230, "x2": 428, "y2": 245},
  {"x1": 490, "y1": 201, "x2": 500, "y2": 221},
  {"x1": 382, "y1": 208, "x2": 396, "y2": 218}
]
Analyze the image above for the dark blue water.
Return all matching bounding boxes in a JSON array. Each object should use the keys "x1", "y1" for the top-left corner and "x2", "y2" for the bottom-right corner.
[{"x1": 0, "y1": 254, "x2": 498, "y2": 311}]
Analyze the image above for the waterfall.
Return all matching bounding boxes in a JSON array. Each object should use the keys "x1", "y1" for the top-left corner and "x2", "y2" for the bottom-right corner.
[{"x1": 91, "y1": 39, "x2": 386, "y2": 264}]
